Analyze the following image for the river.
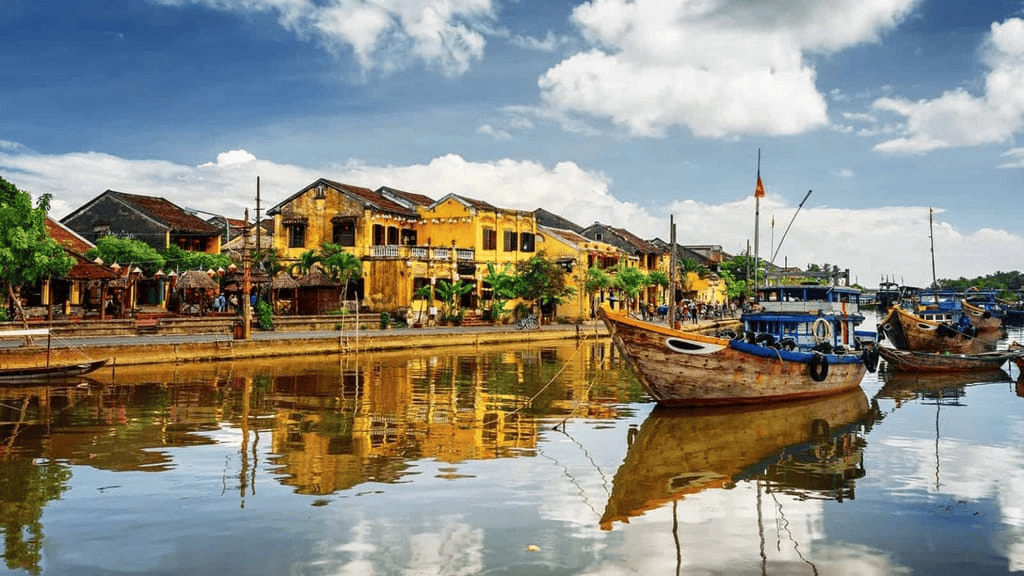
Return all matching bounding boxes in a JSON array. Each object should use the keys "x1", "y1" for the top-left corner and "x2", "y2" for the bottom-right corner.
[{"x1": 1, "y1": 315, "x2": 1023, "y2": 575}]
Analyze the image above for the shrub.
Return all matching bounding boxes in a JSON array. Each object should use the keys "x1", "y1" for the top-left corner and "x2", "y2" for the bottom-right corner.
[{"x1": 255, "y1": 300, "x2": 274, "y2": 331}]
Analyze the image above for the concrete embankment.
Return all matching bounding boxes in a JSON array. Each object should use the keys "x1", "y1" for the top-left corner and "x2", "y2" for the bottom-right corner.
[{"x1": 0, "y1": 318, "x2": 741, "y2": 370}]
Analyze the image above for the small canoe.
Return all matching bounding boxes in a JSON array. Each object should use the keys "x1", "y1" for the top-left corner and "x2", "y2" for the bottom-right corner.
[
  {"x1": 0, "y1": 359, "x2": 109, "y2": 384},
  {"x1": 878, "y1": 346, "x2": 1020, "y2": 373}
]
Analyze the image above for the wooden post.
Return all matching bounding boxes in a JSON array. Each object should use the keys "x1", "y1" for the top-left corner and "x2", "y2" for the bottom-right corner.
[{"x1": 242, "y1": 208, "x2": 252, "y2": 340}]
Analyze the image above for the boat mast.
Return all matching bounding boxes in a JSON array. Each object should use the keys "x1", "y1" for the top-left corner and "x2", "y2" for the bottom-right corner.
[
  {"x1": 929, "y1": 207, "x2": 938, "y2": 295},
  {"x1": 753, "y1": 150, "x2": 762, "y2": 299}
]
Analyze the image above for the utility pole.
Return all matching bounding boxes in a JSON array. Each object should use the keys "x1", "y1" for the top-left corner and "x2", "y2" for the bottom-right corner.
[{"x1": 242, "y1": 208, "x2": 252, "y2": 340}]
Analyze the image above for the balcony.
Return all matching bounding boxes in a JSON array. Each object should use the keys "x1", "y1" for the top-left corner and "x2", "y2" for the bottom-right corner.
[{"x1": 368, "y1": 245, "x2": 476, "y2": 262}]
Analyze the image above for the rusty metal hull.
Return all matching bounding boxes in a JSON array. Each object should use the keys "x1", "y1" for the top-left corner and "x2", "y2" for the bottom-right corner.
[{"x1": 601, "y1": 308, "x2": 866, "y2": 406}]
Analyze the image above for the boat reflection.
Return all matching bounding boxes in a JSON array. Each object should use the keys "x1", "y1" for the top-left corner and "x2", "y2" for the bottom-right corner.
[
  {"x1": 600, "y1": 388, "x2": 875, "y2": 530},
  {"x1": 876, "y1": 367, "x2": 1014, "y2": 405}
]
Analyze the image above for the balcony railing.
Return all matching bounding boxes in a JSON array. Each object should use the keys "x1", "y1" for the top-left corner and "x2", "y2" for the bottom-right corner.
[{"x1": 368, "y1": 245, "x2": 475, "y2": 262}]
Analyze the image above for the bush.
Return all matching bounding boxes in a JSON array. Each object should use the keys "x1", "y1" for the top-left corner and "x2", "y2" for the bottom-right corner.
[
  {"x1": 379, "y1": 311, "x2": 391, "y2": 329},
  {"x1": 256, "y1": 300, "x2": 273, "y2": 331}
]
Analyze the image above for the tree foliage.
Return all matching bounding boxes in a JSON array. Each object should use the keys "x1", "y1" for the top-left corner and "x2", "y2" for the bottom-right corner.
[
  {"x1": 513, "y1": 251, "x2": 576, "y2": 309},
  {"x1": 0, "y1": 176, "x2": 74, "y2": 326},
  {"x1": 87, "y1": 236, "x2": 166, "y2": 275},
  {"x1": 159, "y1": 245, "x2": 232, "y2": 275},
  {"x1": 319, "y1": 243, "x2": 362, "y2": 304}
]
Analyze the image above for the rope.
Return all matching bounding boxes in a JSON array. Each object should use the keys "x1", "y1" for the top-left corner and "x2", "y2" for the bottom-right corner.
[{"x1": 480, "y1": 338, "x2": 587, "y2": 429}]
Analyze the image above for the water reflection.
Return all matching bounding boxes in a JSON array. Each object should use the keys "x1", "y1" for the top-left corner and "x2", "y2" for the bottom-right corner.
[
  {"x1": 600, "y1": 389, "x2": 876, "y2": 531},
  {"x1": 0, "y1": 340, "x2": 642, "y2": 574}
]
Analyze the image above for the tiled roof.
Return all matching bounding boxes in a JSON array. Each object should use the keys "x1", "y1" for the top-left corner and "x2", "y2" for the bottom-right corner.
[
  {"x1": 45, "y1": 217, "x2": 93, "y2": 255},
  {"x1": 108, "y1": 191, "x2": 220, "y2": 234},
  {"x1": 377, "y1": 186, "x2": 435, "y2": 207},
  {"x1": 323, "y1": 179, "x2": 420, "y2": 217},
  {"x1": 66, "y1": 253, "x2": 119, "y2": 281}
]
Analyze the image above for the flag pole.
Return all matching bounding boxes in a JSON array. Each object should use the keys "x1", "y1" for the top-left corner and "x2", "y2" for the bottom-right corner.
[{"x1": 753, "y1": 150, "x2": 761, "y2": 300}]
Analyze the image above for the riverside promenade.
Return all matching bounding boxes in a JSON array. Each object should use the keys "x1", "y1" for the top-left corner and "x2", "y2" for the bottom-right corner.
[{"x1": 0, "y1": 315, "x2": 741, "y2": 370}]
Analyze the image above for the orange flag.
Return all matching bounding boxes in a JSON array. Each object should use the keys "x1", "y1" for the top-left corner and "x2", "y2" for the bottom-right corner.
[{"x1": 754, "y1": 175, "x2": 765, "y2": 198}]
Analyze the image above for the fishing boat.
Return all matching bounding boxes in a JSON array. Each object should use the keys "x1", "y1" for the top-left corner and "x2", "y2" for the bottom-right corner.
[
  {"x1": 600, "y1": 300, "x2": 875, "y2": 406},
  {"x1": 877, "y1": 305, "x2": 994, "y2": 354},
  {"x1": 599, "y1": 388, "x2": 872, "y2": 530},
  {"x1": 877, "y1": 345, "x2": 1021, "y2": 373},
  {"x1": 0, "y1": 328, "x2": 109, "y2": 384}
]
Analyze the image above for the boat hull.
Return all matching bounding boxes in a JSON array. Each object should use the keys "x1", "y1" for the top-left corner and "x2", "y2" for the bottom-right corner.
[
  {"x1": 878, "y1": 346, "x2": 1019, "y2": 373},
  {"x1": 878, "y1": 306, "x2": 992, "y2": 354},
  {"x1": 601, "y1": 309, "x2": 866, "y2": 406},
  {"x1": 0, "y1": 359, "x2": 109, "y2": 384}
]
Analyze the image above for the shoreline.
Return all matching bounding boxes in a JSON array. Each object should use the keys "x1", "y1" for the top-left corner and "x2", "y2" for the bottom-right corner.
[{"x1": 0, "y1": 318, "x2": 740, "y2": 370}]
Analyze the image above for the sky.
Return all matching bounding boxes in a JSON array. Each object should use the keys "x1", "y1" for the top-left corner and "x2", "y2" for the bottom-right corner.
[{"x1": 2, "y1": 0, "x2": 1023, "y2": 288}]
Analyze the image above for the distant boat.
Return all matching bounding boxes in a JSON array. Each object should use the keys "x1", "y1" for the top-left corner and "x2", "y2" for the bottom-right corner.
[
  {"x1": 599, "y1": 388, "x2": 872, "y2": 530},
  {"x1": 600, "y1": 295, "x2": 875, "y2": 406},
  {"x1": 878, "y1": 345, "x2": 1021, "y2": 373},
  {"x1": 0, "y1": 329, "x2": 109, "y2": 384},
  {"x1": 877, "y1": 306, "x2": 994, "y2": 354}
]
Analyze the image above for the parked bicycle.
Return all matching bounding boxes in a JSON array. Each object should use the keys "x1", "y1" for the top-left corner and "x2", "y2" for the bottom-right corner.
[{"x1": 516, "y1": 314, "x2": 539, "y2": 330}]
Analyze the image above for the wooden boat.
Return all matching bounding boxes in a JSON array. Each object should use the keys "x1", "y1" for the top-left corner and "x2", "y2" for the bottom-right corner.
[
  {"x1": 960, "y1": 299, "x2": 1003, "y2": 332},
  {"x1": 876, "y1": 369, "x2": 1012, "y2": 404},
  {"x1": 878, "y1": 305, "x2": 994, "y2": 354},
  {"x1": 600, "y1": 304, "x2": 871, "y2": 406},
  {"x1": 0, "y1": 359, "x2": 109, "y2": 383},
  {"x1": 1010, "y1": 342, "x2": 1024, "y2": 373},
  {"x1": 878, "y1": 345, "x2": 1021, "y2": 373},
  {"x1": 599, "y1": 389, "x2": 871, "y2": 530},
  {"x1": 0, "y1": 328, "x2": 109, "y2": 384}
]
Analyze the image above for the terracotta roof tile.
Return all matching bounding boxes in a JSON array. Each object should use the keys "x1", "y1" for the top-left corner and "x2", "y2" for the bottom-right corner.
[{"x1": 108, "y1": 191, "x2": 221, "y2": 234}]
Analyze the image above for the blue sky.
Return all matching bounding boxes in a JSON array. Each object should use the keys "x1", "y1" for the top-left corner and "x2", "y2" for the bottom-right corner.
[{"x1": 2, "y1": 0, "x2": 1023, "y2": 287}]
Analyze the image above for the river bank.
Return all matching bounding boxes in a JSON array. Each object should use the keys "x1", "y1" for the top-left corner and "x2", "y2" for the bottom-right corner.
[{"x1": 0, "y1": 317, "x2": 742, "y2": 370}]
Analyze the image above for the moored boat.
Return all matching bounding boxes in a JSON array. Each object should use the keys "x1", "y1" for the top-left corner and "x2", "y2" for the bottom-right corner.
[
  {"x1": 600, "y1": 302, "x2": 874, "y2": 407},
  {"x1": 878, "y1": 305, "x2": 995, "y2": 354},
  {"x1": 878, "y1": 345, "x2": 1021, "y2": 373},
  {"x1": 0, "y1": 328, "x2": 110, "y2": 384}
]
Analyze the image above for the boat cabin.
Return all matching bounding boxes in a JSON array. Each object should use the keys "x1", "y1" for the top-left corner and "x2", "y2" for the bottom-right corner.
[{"x1": 743, "y1": 285, "x2": 871, "y2": 352}]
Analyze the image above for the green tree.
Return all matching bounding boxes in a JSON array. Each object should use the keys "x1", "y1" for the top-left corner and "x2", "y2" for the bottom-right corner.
[
  {"x1": 319, "y1": 243, "x2": 362, "y2": 306},
  {"x1": 435, "y1": 279, "x2": 472, "y2": 322},
  {"x1": 159, "y1": 245, "x2": 231, "y2": 275},
  {"x1": 612, "y1": 264, "x2": 648, "y2": 311},
  {"x1": 483, "y1": 262, "x2": 516, "y2": 322},
  {"x1": 87, "y1": 236, "x2": 165, "y2": 276},
  {"x1": 514, "y1": 251, "x2": 576, "y2": 313},
  {"x1": 0, "y1": 177, "x2": 74, "y2": 329},
  {"x1": 290, "y1": 249, "x2": 321, "y2": 277}
]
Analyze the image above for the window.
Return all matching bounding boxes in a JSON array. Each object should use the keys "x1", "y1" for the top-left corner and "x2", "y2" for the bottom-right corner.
[
  {"x1": 333, "y1": 220, "x2": 356, "y2": 246},
  {"x1": 413, "y1": 278, "x2": 431, "y2": 299},
  {"x1": 520, "y1": 232, "x2": 535, "y2": 252},
  {"x1": 314, "y1": 183, "x2": 327, "y2": 199},
  {"x1": 387, "y1": 226, "x2": 399, "y2": 245},
  {"x1": 483, "y1": 227, "x2": 497, "y2": 250},
  {"x1": 401, "y1": 228, "x2": 418, "y2": 246},
  {"x1": 288, "y1": 224, "x2": 306, "y2": 248},
  {"x1": 372, "y1": 224, "x2": 386, "y2": 245},
  {"x1": 503, "y1": 230, "x2": 517, "y2": 252}
]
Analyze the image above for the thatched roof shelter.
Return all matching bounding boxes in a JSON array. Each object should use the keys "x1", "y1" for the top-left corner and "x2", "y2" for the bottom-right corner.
[
  {"x1": 272, "y1": 273, "x2": 299, "y2": 290},
  {"x1": 177, "y1": 269, "x2": 218, "y2": 290},
  {"x1": 296, "y1": 270, "x2": 337, "y2": 287}
]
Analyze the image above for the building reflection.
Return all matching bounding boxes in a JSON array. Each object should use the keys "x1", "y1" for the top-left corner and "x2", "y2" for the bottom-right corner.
[{"x1": 0, "y1": 341, "x2": 641, "y2": 495}]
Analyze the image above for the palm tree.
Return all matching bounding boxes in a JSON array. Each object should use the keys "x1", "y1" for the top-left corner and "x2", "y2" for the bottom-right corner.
[
  {"x1": 290, "y1": 250, "x2": 321, "y2": 277},
  {"x1": 319, "y1": 243, "x2": 362, "y2": 307}
]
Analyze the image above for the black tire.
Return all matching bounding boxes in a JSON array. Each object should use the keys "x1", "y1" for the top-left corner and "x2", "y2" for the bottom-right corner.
[
  {"x1": 808, "y1": 352, "x2": 829, "y2": 382},
  {"x1": 779, "y1": 338, "x2": 796, "y2": 351},
  {"x1": 862, "y1": 346, "x2": 879, "y2": 372}
]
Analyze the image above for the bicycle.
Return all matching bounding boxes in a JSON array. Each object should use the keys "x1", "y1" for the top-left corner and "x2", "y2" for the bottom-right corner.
[{"x1": 516, "y1": 314, "x2": 539, "y2": 330}]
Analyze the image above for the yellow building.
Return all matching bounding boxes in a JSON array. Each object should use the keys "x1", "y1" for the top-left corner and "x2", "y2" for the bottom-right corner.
[{"x1": 535, "y1": 225, "x2": 625, "y2": 321}]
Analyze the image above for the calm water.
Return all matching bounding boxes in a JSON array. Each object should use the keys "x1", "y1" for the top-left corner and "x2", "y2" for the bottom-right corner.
[{"x1": 2, "y1": 317, "x2": 1024, "y2": 576}]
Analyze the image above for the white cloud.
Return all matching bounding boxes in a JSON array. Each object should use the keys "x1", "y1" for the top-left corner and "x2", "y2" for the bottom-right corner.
[
  {"x1": 873, "y1": 17, "x2": 1024, "y2": 154},
  {"x1": 154, "y1": 0, "x2": 494, "y2": 77},
  {"x1": 3, "y1": 144, "x2": 1021, "y2": 288},
  {"x1": 1000, "y1": 147, "x2": 1024, "y2": 168},
  {"x1": 536, "y1": 0, "x2": 919, "y2": 138}
]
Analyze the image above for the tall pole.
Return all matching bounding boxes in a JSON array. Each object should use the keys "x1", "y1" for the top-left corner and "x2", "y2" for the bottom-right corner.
[
  {"x1": 242, "y1": 208, "x2": 252, "y2": 340},
  {"x1": 753, "y1": 150, "x2": 762, "y2": 301},
  {"x1": 929, "y1": 207, "x2": 937, "y2": 293},
  {"x1": 255, "y1": 177, "x2": 262, "y2": 257},
  {"x1": 669, "y1": 215, "x2": 676, "y2": 328}
]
